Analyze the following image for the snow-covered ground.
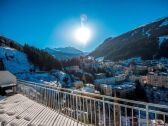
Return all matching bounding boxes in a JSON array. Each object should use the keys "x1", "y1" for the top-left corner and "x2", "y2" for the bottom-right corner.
[
  {"x1": 16, "y1": 73, "x2": 57, "y2": 83},
  {"x1": 0, "y1": 46, "x2": 32, "y2": 74},
  {"x1": 0, "y1": 46, "x2": 73, "y2": 86},
  {"x1": 16, "y1": 70, "x2": 72, "y2": 87}
]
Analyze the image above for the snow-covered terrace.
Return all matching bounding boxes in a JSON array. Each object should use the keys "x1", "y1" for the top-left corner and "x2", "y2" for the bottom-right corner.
[
  {"x1": 0, "y1": 94, "x2": 83, "y2": 126},
  {"x1": 0, "y1": 80, "x2": 168, "y2": 126}
]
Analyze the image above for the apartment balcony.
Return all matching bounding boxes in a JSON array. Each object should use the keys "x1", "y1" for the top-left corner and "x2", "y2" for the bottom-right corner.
[{"x1": 0, "y1": 80, "x2": 168, "y2": 126}]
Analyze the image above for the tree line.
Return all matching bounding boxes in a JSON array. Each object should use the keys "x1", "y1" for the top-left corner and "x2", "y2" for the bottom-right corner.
[{"x1": 23, "y1": 44, "x2": 62, "y2": 71}]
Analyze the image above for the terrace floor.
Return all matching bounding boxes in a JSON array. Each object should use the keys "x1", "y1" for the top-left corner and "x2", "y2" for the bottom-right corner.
[{"x1": 0, "y1": 94, "x2": 83, "y2": 126}]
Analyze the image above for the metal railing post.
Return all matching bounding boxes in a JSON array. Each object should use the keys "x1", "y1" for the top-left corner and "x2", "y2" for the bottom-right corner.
[
  {"x1": 146, "y1": 104, "x2": 149, "y2": 126},
  {"x1": 45, "y1": 87, "x2": 47, "y2": 106},
  {"x1": 58, "y1": 91, "x2": 60, "y2": 112},
  {"x1": 103, "y1": 97, "x2": 106, "y2": 126},
  {"x1": 35, "y1": 82, "x2": 37, "y2": 102},
  {"x1": 76, "y1": 95, "x2": 79, "y2": 124}
]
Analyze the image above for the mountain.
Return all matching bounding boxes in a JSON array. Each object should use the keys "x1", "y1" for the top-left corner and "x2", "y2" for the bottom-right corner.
[
  {"x1": 90, "y1": 17, "x2": 168, "y2": 60},
  {"x1": 54, "y1": 47, "x2": 83, "y2": 54},
  {"x1": 44, "y1": 47, "x2": 87, "y2": 60},
  {"x1": 0, "y1": 36, "x2": 23, "y2": 51},
  {"x1": 0, "y1": 36, "x2": 62, "y2": 72}
]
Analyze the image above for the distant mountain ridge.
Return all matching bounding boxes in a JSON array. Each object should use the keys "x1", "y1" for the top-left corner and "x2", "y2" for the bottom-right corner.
[
  {"x1": 54, "y1": 47, "x2": 83, "y2": 54},
  {"x1": 90, "y1": 17, "x2": 168, "y2": 60},
  {"x1": 44, "y1": 47, "x2": 87, "y2": 60}
]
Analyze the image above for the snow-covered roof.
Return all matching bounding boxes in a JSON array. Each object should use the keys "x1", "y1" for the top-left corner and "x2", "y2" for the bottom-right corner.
[
  {"x1": 73, "y1": 81, "x2": 83, "y2": 85},
  {"x1": 80, "y1": 87, "x2": 95, "y2": 93},
  {"x1": 159, "y1": 72, "x2": 168, "y2": 76},
  {"x1": 95, "y1": 57, "x2": 104, "y2": 62},
  {"x1": 112, "y1": 83, "x2": 135, "y2": 90},
  {"x1": 0, "y1": 71, "x2": 16, "y2": 85},
  {"x1": 85, "y1": 83, "x2": 94, "y2": 87}
]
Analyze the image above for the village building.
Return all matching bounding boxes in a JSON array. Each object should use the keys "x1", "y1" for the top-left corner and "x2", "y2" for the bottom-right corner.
[
  {"x1": 146, "y1": 72, "x2": 168, "y2": 88},
  {"x1": 73, "y1": 81, "x2": 84, "y2": 89},
  {"x1": 65, "y1": 66, "x2": 80, "y2": 72},
  {"x1": 95, "y1": 73, "x2": 106, "y2": 79}
]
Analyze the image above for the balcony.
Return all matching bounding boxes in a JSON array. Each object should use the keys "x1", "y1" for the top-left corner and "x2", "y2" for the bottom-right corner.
[{"x1": 0, "y1": 80, "x2": 168, "y2": 126}]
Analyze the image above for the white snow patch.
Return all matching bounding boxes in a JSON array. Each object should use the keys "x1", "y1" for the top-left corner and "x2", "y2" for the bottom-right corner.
[
  {"x1": 95, "y1": 57, "x2": 104, "y2": 62},
  {"x1": 141, "y1": 28, "x2": 151, "y2": 37},
  {"x1": 80, "y1": 87, "x2": 95, "y2": 93},
  {"x1": 158, "y1": 36, "x2": 168, "y2": 47},
  {"x1": 145, "y1": 30, "x2": 151, "y2": 37},
  {"x1": 160, "y1": 19, "x2": 168, "y2": 27}
]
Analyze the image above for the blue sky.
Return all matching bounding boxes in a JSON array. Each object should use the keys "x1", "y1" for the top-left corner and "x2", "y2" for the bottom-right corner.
[{"x1": 0, "y1": 0, "x2": 168, "y2": 52}]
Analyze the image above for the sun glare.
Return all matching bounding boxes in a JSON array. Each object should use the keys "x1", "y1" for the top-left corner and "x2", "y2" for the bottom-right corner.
[{"x1": 74, "y1": 26, "x2": 91, "y2": 45}]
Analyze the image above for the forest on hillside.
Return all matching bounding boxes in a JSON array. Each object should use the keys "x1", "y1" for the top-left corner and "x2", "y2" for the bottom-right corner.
[{"x1": 0, "y1": 36, "x2": 62, "y2": 71}]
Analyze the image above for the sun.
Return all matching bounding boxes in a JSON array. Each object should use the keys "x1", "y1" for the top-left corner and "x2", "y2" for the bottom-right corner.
[{"x1": 74, "y1": 26, "x2": 91, "y2": 45}]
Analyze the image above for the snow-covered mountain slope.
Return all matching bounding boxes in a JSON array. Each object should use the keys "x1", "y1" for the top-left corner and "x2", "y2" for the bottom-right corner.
[
  {"x1": 90, "y1": 17, "x2": 168, "y2": 60},
  {"x1": 44, "y1": 47, "x2": 88, "y2": 60},
  {"x1": 0, "y1": 46, "x2": 32, "y2": 74},
  {"x1": 54, "y1": 47, "x2": 83, "y2": 54}
]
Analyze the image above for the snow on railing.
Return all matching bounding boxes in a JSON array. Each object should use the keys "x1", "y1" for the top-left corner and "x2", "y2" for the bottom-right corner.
[{"x1": 17, "y1": 80, "x2": 168, "y2": 126}]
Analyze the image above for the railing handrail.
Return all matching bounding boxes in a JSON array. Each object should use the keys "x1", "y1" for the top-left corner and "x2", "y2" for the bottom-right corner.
[{"x1": 17, "y1": 79, "x2": 168, "y2": 110}]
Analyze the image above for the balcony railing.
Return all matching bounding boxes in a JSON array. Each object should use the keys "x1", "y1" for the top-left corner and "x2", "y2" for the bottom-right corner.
[{"x1": 17, "y1": 80, "x2": 168, "y2": 126}]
